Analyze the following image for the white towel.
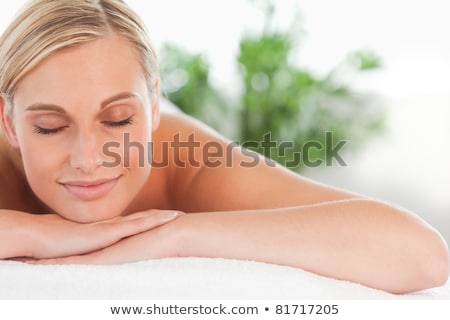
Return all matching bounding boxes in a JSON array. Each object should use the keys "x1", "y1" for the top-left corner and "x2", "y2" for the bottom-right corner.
[{"x1": 0, "y1": 258, "x2": 448, "y2": 299}]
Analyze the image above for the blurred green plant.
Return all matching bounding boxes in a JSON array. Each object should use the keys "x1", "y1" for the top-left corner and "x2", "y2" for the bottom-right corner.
[
  {"x1": 159, "y1": 45, "x2": 211, "y2": 118},
  {"x1": 160, "y1": 1, "x2": 385, "y2": 171},
  {"x1": 159, "y1": 44, "x2": 229, "y2": 132}
]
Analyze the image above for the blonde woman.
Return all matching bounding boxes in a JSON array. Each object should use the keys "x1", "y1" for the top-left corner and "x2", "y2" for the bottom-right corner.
[{"x1": 0, "y1": 0, "x2": 448, "y2": 294}]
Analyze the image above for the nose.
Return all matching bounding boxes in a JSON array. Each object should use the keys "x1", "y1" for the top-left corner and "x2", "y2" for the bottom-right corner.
[{"x1": 69, "y1": 129, "x2": 103, "y2": 173}]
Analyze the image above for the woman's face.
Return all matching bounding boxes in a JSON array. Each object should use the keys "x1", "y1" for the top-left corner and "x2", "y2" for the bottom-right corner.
[{"x1": 6, "y1": 35, "x2": 159, "y2": 223}]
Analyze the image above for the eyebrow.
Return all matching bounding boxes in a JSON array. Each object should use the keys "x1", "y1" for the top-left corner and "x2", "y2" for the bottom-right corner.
[
  {"x1": 100, "y1": 92, "x2": 139, "y2": 109},
  {"x1": 25, "y1": 92, "x2": 140, "y2": 113}
]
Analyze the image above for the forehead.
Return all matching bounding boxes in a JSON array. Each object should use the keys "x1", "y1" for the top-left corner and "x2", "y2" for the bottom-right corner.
[{"x1": 14, "y1": 35, "x2": 147, "y2": 108}]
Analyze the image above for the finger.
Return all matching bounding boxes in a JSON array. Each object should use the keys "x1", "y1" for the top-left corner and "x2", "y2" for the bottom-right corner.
[
  {"x1": 118, "y1": 209, "x2": 183, "y2": 222},
  {"x1": 95, "y1": 209, "x2": 181, "y2": 224},
  {"x1": 35, "y1": 211, "x2": 183, "y2": 259},
  {"x1": 93, "y1": 210, "x2": 181, "y2": 246},
  {"x1": 107, "y1": 210, "x2": 180, "y2": 235}
]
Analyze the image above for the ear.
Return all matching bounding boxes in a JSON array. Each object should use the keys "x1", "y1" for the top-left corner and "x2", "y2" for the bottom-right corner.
[
  {"x1": 0, "y1": 95, "x2": 20, "y2": 148},
  {"x1": 151, "y1": 79, "x2": 161, "y2": 131}
]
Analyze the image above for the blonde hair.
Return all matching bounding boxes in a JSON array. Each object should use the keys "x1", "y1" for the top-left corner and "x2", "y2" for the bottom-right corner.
[{"x1": 0, "y1": 0, "x2": 158, "y2": 115}]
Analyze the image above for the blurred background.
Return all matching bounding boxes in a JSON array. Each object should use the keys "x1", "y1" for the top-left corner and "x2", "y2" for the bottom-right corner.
[{"x1": 1, "y1": 0, "x2": 449, "y2": 243}]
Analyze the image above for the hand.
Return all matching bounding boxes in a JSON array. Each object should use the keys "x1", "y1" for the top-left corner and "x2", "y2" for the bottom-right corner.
[
  {"x1": 25, "y1": 209, "x2": 182, "y2": 259},
  {"x1": 31, "y1": 211, "x2": 189, "y2": 265}
]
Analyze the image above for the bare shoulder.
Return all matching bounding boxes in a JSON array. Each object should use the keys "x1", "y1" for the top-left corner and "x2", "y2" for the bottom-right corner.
[
  {"x1": 155, "y1": 108, "x2": 224, "y2": 142},
  {"x1": 154, "y1": 111, "x2": 358, "y2": 212},
  {"x1": 131, "y1": 111, "x2": 213, "y2": 212},
  {"x1": 150, "y1": 111, "x2": 226, "y2": 210}
]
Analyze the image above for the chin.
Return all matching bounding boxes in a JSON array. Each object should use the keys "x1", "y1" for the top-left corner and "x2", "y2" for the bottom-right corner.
[{"x1": 52, "y1": 199, "x2": 129, "y2": 223}]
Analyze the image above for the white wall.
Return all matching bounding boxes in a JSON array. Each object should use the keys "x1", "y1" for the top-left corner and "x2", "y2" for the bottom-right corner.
[{"x1": 2, "y1": 0, "x2": 449, "y2": 97}]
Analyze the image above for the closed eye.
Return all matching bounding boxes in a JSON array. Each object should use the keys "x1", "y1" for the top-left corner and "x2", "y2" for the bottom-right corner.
[
  {"x1": 34, "y1": 126, "x2": 68, "y2": 135},
  {"x1": 102, "y1": 116, "x2": 134, "y2": 127}
]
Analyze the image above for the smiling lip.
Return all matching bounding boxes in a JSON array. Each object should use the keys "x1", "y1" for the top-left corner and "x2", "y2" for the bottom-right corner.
[{"x1": 60, "y1": 177, "x2": 120, "y2": 201}]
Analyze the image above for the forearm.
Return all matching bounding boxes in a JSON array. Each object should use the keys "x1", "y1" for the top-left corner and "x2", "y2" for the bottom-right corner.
[
  {"x1": 0, "y1": 209, "x2": 35, "y2": 259},
  {"x1": 176, "y1": 199, "x2": 449, "y2": 293}
]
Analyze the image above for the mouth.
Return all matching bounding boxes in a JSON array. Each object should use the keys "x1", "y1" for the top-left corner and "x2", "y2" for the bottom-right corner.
[{"x1": 59, "y1": 176, "x2": 121, "y2": 201}]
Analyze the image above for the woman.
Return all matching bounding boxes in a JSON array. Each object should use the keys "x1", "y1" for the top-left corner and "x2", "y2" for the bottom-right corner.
[{"x1": 0, "y1": 0, "x2": 448, "y2": 294}]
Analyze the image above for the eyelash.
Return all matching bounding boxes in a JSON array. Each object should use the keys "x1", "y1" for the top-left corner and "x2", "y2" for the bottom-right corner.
[
  {"x1": 33, "y1": 126, "x2": 67, "y2": 135},
  {"x1": 34, "y1": 116, "x2": 134, "y2": 135},
  {"x1": 102, "y1": 116, "x2": 134, "y2": 127}
]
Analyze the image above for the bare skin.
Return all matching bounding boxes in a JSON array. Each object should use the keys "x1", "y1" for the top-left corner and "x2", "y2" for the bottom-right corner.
[{"x1": 0, "y1": 35, "x2": 448, "y2": 294}]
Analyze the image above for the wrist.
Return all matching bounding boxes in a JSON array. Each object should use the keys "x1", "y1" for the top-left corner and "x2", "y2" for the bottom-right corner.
[
  {"x1": 162, "y1": 213, "x2": 198, "y2": 258},
  {"x1": 20, "y1": 213, "x2": 46, "y2": 258}
]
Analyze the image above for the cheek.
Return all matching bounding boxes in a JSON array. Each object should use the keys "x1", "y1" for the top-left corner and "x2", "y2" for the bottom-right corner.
[
  {"x1": 104, "y1": 122, "x2": 152, "y2": 169},
  {"x1": 125, "y1": 133, "x2": 152, "y2": 169},
  {"x1": 19, "y1": 138, "x2": 66, "y2": 188}
]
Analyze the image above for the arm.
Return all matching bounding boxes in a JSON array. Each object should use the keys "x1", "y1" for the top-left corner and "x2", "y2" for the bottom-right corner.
[
  {"x1": 0, "y1": 208, "x2": 180, "y2": 260},
  {"x1": 174, "y1": 201, "x2": 449, "y2": 294},
  {"x1": 0, "y1": 209, "x2": 35, "y2": 258}
]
